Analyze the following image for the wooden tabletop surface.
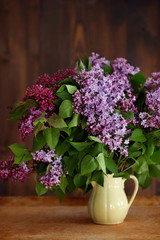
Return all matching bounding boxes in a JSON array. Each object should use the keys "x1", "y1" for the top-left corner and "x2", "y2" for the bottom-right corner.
[{"x1": 0, "y1": 196, "x2": 159, "y2": 240}]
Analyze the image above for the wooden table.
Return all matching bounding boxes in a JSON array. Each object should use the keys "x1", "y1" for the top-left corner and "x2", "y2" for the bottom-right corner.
[{"x1": 0, "y1": 196, "x2": 159, "y2": 240}]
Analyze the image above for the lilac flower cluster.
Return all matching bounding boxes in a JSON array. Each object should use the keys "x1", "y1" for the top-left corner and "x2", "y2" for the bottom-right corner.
[
  {"x1": 18, "y1": 107, "x2": 43, "y2": 140},
  {"x1": 24, "y1": 84, "x2": 57, "y2": 113},
  {"x1": 73, "y1": 54, "x2": 140, "y2": 156},
  {"x1": 0, "y1": 156, "x2": 34, "y2": 183},
  {"x1": 39, "y1": 157, "x2": 64, "y2": 189},
  {"x1": 31, "y1": 148, "x2": 57, "y2": 163},
  {"x1": 139, "y1": 72, "x2": 160, "y2": 129},
  {"x1": 36, "y1": 70, "x2": 76, "y2": 88},
  {"x1": 32, "y1": 148, "x2": 66, "y2": 188},
  {"x1": 88, "y1": 52, "x2": 110, "y2": 67},
  {"x1": 112, "y1": 57, "x2": 140, "y2": 76},
  {"x1": 18, "y1": 84, "x2": 57, "y2": 141},
  {"x1": 18, "y1": 70, "x2": 76, "y2": 141}
]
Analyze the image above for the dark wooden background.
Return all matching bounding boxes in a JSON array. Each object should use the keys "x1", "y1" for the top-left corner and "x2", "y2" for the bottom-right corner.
[{"x1": 0, "y1": 0, "x2": 160, "y2": 196}]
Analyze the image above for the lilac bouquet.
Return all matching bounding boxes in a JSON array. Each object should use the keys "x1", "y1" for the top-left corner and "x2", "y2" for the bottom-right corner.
[{"x1": 0, "y1": 53, "x2": 160, "y2": 200}]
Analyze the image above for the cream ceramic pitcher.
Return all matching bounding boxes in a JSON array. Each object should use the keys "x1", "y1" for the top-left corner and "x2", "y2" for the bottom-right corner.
[{"x1": 88, "y1": 174, "x2": 139, "y2": 225}]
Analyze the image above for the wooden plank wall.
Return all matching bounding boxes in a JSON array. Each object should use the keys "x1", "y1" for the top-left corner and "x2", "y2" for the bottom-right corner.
[{"x1": 0, "y1": 0, "x2": 160, "y2": 196}]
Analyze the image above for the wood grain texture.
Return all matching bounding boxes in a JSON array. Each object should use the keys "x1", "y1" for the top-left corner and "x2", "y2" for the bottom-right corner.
[
  {"x1": 0, "y1": 0, "x2": 160, "y2": 196},
  {"x1": 0, "y1": 196, "x2": 159, "y2": 240}
]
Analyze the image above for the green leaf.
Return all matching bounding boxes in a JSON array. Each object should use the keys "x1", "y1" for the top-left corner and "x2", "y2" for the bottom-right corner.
[
  {"x1": 81, "y1": 155, "x2": 98, "y2": 175},
  {"x1": 66, "y1": 85, "x2": 77, "y2": 94},
  {"x1": 43, "y1": 127, "x2": 60, "y2": 150},
  {"x1": 55, "y1": 140, "x2": 70, "y2": 156},
  {"x1": 142, "y1": 144, "x2": 146, "y2": 155},
  {"x1": 91, "y1": 171, "x2": 104, "y2": 187},
  {"x1": 60, "y1": 177, "x2": 68, "y2": 193},
  {"x1": 130, "y1": 129, "x2": 147, "y2": 142},
  {"x1": 10, "y1": 99, "x2": 37, "y2": 114},
  {"x1": 33, "y1": 113, "x2": 46, "y2": 135},
  {"x1": 48, "y1": 114, "x2": 67, "y2": 128},
  {"x1": 53, "y1": 99, "x2": 62, "y2": 106},
  {"x1": 33, "y1": 112, "x2": 46, "y2": 126},
  {"x1": 135, "y1": 89, "x2": 146, "y2": 111},
  {"x1": 57, "y1": 85, "x2": 66, "y2": 93},
  {"x1": 96, "y1": 153, "x2": 106, "y2": 174},
  {"x1": 59, "y1": 128, "x2": 71, "y2": 136},
  {"x1": 147, "y1": 138, "x2": 155, "y2": 158},
  {"x1": 60, "y1": 78, "x2": 78, "y2": 86},
  {"x1": 68, "y1": 114, "x2": 80, "y2": 128},
  {"x1": 35, "y1": 180, "x2": 48, "y2": 196},
  {"x1": 128, "y1": 151, "x2": 141, "y2": 159},
  {"x1": 78, "y1": 57, "x2": 85, "y2": 73},
  {"x1": 137, "y1": 173, "x2": 152, "y2": 189},
  {"x1": 101, "y1": 65, "x2": 113, "y2": 75},
  {"x1": 32, "y1": 131, "x2": 46, "y2": 152},
  {"x1": 33, "y1": 122, "x2": 44, "y2": 136},
  {"x1": 9, "y1": 143, "x2": 33, "y2": 164},
  {"x1": 128, "y1": 142, "x2": 142, "y2": 152},
  {"x1": 10, "y1": 101, "x2": 25, "y2": 114},
  {"x1": 62, "y1": 155, "x2": 78, "y2": 176},
  {"x1": 9, "y1": 106, "x2": 28, "y2": 120},
  {"x1": 122, "y1": 111, "x2": 134, "y2": 120},
  {"x1": 14, "y1": 155, "x2": 24, "y2": 164},
  {"x1": 9, "y1": 99, "x2": 37, "y2": 120},
  {"x1": 59, "y1": 100, "x2": 73, "y2": 119},
  {"x1": 114, "y1": 109, "x2": 121, "y2": 114},
  {"x1": 149, "y1": 165, "x2": 160, "y2": 178},
  {"x1": 21, "y1": 152, "x2": 33, "y2": 163},
  {"x1": 88, "y1": 136, "x2": 102, "y2": 143},
  {"x1": 24, "y1": 99, "x2": 37, "y2": 109},
  {"x1": 130, "y1": 71, "x2": 146, "y2": 92},
  {"x1": 9, "y1": 143, "x2": 28, "y2": 156},
  {"x1": 133, "y1": 155, "x2": 148, "y2": 174},
  {"x1": 81, "y1": 116, "x2": 87, "y2": 129},
  {"x1": 73, "y1": 173, "x2": 86, "y2": 188},
  {"x1": 84, "y1": 54, "x2": 91, "y2": 71},
  {"x1": 89, "y1": 143, "x2": 106, "y2": 157},
  {"x1": 68, "y1": 147, "x2": 78, "y2": 156},
  {"x1": 56, "y1": 89, "x2": 72, "y2": 100},
  {"x1": 66, "y1": 176, "x2": 76, "y2": 193},
  {"x1": 151, "y1": 150, "x2": 160, "y2": 164},
  {"x1": 84, "y1": 176, "x2": 92, "y2": 194},
  {"x1": 70, "y1": 128, "x2": 87, "y2": 142},
  {"x1": 105, "y1": 157, "x2": 118, "y2": 174},
  {"x1": 70, "y1": 142, "x2": 94, "y2": 151},
  {"x1": 55, "y1": 188, "x2": 65, "y2": 202}
]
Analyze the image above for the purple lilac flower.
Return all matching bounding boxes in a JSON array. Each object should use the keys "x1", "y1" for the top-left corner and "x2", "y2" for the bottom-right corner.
[
  {"x1": 36, "y1": 70, "x2": 77, "y2": 88},
  {"x1": 139, "y1": 72, "x2": 160, "y2": 129},
  {"x1": 31, "y1": 148, "x2": 57, "y2": 163},
  {"x1": 0, "y1": 156, "x2": 34, "y2": 183},
  {"x1": 18, "y1": 70, "x2": 77, "y2": 141},
  {"x1": 39, "y1": 156, "x2": 64, "y2": 188},
  {"x1": 73, "y1": 55, "x2": 140, "y2": 156},
  {"x1": 18, "y1": 107, "x2": 43, "y2": 141},
  {"x1": 18, "y1": 83, "x2": 59, "y2": 141},
  {"x1": 88, "y1": 52, "x2": 110, "y2": 67},
  {"x1": 112, "y1": 57, "x2": 140, "y2": 76},
  {"x1": 74, "y1": 52, "x2": 110, "y2": 72},
  {"x1": 24, "y1": 84, "x2": 57, "y2": 113},
  {"x1": 32, "y1": 148, "x2": 66, "y2": 188}
]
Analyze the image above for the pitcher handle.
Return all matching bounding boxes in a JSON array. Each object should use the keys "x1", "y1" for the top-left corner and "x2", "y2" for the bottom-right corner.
[{"x1": 126, "y1": 175, "x2": 139, "y2": 209}]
